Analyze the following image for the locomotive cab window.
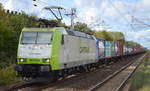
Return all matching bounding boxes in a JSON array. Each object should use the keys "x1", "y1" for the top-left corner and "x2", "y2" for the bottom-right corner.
[
  {"x1": 21, "y1": 32, "x2": 53, "y2": 44},
  {"x1": 37, "y1": 32, "x2": 53, "y2": 44},
  {"x1": 21, "y1": 32, "x2": 36, "y2": 44}
]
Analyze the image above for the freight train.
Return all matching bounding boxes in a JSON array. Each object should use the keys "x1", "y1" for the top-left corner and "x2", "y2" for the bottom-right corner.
[{"x1": 14, "y1": 27, "x2": 144, "y2": 81}]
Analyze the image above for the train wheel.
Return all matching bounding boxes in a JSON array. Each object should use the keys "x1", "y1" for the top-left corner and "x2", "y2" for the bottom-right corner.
[{"x1": 87, "y1": 65, "x2": 91, "y2": 72}]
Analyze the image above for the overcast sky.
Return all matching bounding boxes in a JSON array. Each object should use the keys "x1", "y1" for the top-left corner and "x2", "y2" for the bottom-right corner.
[{"x1": 0, "y1": 0, "x2": 150, "y2": 48}]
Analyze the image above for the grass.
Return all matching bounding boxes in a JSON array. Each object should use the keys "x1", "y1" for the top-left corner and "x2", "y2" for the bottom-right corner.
[
  {"x1": 0, "y1": 65, "x2": 21, "y2": 86},
  {"x1": 129, "y1": 52, "x2": 150, "y2": 91}
]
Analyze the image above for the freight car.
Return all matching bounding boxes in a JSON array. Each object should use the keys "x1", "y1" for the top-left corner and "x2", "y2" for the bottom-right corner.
[{"x1": 96, "y1": 38, "x2": 105, "y2": 58}]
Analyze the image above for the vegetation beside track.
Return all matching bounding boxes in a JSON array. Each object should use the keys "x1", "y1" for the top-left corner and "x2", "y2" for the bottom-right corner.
[
  {"x1": 129, "y1": 52, "x2": 150, "y2": 91},
  {"x1": 0, "y1": 3, "x2": 39, "y2": 68},
  {"x1": 0, "y1": 66, "x2": 21, "y2": 86}
]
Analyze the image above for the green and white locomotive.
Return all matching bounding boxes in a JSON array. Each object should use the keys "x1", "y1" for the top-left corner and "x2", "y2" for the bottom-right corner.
[{"x1": 15, "y1": 27, "x2": 98, "y2": 80}]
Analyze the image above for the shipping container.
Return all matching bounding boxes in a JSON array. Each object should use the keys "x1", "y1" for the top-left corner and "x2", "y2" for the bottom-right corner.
[
  {"x1": 105, "y1": 41, "x2": 111, "y2": 57},
  {"x1": 128, "y1": 46, "x2": 133, "y2": 53},
  {"x1": 124, "y1": 45, "x2": 130, "y2": 55},
  {"x1": 110, "y1": 42, "x2": 116, "y2": 56},
  {"x1": 105, "y1": 41, "x2": 116, "y2": 57},
  {"x1": 114, "y1": 43, "x2": 118, "y2": 56},
  {"x1": 133, "y1": 46, "x2": 140, "y2": 52},
  {"x1": 116, "y1": 41, "x2": 124, "y2": 56},
  {"x1": 96, "y1": 38, "x2": 105, "y2": 58}
]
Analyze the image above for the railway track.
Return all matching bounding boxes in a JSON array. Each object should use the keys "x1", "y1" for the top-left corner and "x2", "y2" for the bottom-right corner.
[
  {"x1": 5, "y1": 53, "x2": 146, "y2": 91},
  {"x1": 5, "y1": 81, "x2": 48, "y2": 91},
  {"x1": 89, "y1": 53, "x2": 147, "y2": 91},
  {"x1": 39, "y1": 54, "x2": 144, "y2": 91},
  {"x1": 6, "y1": 66, "x2": 105, "y2": 91}
]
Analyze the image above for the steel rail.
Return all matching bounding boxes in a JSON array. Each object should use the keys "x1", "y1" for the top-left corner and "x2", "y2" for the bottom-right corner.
[{"x1": 89, "y1": 53, "x2": 146, "y2": 91}]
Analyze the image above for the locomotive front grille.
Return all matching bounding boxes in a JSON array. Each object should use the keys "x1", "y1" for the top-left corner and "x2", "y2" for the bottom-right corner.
[{"x1": 15, "y1": 64, "x2": 51, "y2": 73}]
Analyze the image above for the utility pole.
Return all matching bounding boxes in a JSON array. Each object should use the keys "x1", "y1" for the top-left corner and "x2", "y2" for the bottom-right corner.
[
  {"x1": 130, "y1": 15, "x2": 134, "y2": 31},
  {"x1": 130, "y1": 15, "x2": 150, "y2": 30},
  {"x1": 65, "y1": 8, "x2": 76, "y2": 29}
]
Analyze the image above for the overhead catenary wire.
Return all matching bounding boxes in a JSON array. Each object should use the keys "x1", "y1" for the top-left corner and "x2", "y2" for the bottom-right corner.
[
  {"x1": 105, "y1": 0, "x2": 148, "y2": 48},
  {"x1": 120, "y1": 0, "x2": 150, "y2": 30},
  {"x1": 105, "y1": 0, "x2": 135, "y2": 33},
  {"x1": 118, "y1": 0, "x2": 135, "y2": 31},
  {"x1": 107, "y1": 0, "x2": 130, "y2": 25},
  {"x1": 131, "y1": 16, "x2": 150, "y2": 28},
  {"x1": 119, "y1": 0, "x2": 138, "y2": 31}
]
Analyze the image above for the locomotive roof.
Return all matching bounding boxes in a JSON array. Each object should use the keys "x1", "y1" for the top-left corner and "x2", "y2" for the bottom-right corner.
[
  {"x1": 22, "y1": 27, "x2": 95, "y2": 40},
  {"x1": 66, "y1": 30, "x2": 94, "y2": 39},
  {"x1": 22, "y1": 27, "x2": 66, "y2": 32}
]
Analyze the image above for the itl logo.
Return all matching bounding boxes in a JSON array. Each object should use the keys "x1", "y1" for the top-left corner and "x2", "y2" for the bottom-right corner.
[{"x1": 80, "y1": 47, "x2": 90, "y2": 53}]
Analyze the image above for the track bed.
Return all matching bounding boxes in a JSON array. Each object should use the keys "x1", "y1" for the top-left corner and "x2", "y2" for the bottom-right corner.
[
  {"x1": 38, "y1": 54, "x2": 145, "y2": 91},
  {"x1": 5, "y1": 53, "x2": 146, "y2": 91},
  {"x1": 90, "y1": 53, "x2": 147, "y2": 91}
]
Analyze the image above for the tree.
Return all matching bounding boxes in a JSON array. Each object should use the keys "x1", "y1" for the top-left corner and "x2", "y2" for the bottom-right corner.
[
  {"x1": 74, "y1": 22, "x2": 94, "y2": 34},
  {"x1": 108, "y1": 32, "x2": 125, "y2": 42},
  {"x1": 0, "y1": 3, "x2": 40, "y2": 68},
  {"x1": 0, "y1": 3, "x2": 3, "y2": 10},
  {"x1": 94, "y1": 30, "x2": 113, "y2": 41},
  {"x1": 126, "y1": 41, "x2": 142, "y2": 47}
]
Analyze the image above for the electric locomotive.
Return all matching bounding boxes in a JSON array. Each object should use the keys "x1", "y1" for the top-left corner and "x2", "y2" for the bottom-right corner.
[{"x1": 15, "y1": 27, "x2": 98, "y2": 80}]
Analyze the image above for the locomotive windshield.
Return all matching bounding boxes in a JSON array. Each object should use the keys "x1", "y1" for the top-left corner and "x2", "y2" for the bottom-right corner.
[{"x1": 21, "y1": 32, "x2": 53, "y2": 44}]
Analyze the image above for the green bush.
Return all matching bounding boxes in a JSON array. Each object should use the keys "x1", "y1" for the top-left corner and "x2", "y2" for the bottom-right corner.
[
  {"x1": 0, "y1": 66, "x2": 20, "y2": 86},
  {"x1": 129, "y1": 52, "x2": 150, "y2": 91}
]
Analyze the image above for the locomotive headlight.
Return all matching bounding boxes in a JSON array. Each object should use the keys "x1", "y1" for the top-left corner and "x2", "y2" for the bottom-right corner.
[
  {"x1": 46, "y1": 59, "x2": 50, "y2": 62},
  {"x1": 43, "y1": 59, "x2": 50, "y2": 62},
  {"x1": 20, "y1": 59, "x2": 24, "y2": 62},
  {"x1": 19, "y1": 59, "x2": 26, "y2": 62}
]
